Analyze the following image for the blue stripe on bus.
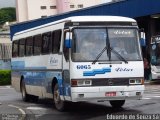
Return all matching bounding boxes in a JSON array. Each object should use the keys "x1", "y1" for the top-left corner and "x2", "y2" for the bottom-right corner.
[
  {"x1": 83, "y1": 67, "x2": 111, "y2": 76},
  {"x1": 12, "y1": 61, "x2": 25, "y2": 69},
  {"x1": 12, "y1": 61, "x2": 47, "y2": 69},
  {"x1": 19, "y1": 71, "x2": 70, "y2": 96}
]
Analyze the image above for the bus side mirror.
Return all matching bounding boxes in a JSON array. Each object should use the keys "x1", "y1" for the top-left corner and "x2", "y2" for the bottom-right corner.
[
  {"x1": 65, "y1": 32, "x2": 72, "y2": 48},
  {"x1": 140, "y1": 30, "x2": 146, "y2": 47}
]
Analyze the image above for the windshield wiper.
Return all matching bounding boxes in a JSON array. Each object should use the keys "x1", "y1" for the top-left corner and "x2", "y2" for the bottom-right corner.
[
  {"x1": 92, "y1": 46, "x2": 108, "y2": 64},
  {"x1": 92, "y1": 46, "x2": 128, "y2": 64},
  {"x1": 110, "y1": 47, "x2": 128, "y2": 64}
]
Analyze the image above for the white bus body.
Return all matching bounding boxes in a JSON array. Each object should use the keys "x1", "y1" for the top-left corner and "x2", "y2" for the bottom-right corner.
[{"x1": 11, "y1": 16, "x2": 145, "y2": 111}]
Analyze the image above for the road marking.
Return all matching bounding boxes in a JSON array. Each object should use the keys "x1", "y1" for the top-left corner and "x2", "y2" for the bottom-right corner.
[
  {"x1": 6, "y1": 86, "x2": 11, "y2": 88},
  {"x1": 142, "y1": 95, "x2": 160, "y2": 100},
  {"x1": 0, "y1": 86, "x2": 13, "y2": 89},
  {"x1": 152, "y1": 96, "x2": 160, "y2": 98},
  {"x1": 8, "y1": 104, "x2": 26, "y2": 119},
  {"x1": 26, "y1": 107, "x2": 46, "y2": 110},
  {"x1": 142, "y1": 97, "x2": 151, "y2": 100}
]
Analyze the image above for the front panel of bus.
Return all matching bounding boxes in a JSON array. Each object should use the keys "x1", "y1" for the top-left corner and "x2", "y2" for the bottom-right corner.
[{"x1": 65, "y1": 22, "x2": 144, "y2": 102}]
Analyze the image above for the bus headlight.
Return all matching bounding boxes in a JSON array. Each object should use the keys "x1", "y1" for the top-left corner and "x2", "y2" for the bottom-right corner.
[
  {"x1": 129, "y1": 78, "x2": 144, "y2": 85},
  {"x1": 71, "y1": 79, "x2": 92, "y2": 87}
]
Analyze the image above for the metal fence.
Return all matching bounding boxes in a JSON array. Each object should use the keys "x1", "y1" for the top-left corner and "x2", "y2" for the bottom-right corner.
[
  {"x1": 0, "y1": 43, "x2": 11, "y2": 69},
  {"x1": 0, "y1": 43, "x2": 12, "y2": 60}
]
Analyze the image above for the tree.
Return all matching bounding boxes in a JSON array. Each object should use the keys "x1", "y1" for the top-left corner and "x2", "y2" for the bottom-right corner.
[{"x1": 0, "y1": 7, "x2": 16, "y2": 25}]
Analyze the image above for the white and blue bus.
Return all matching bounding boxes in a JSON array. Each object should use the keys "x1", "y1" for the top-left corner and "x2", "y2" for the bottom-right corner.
[{"x1": 12, "y1": 16, "x2": 145, "y2": 111}]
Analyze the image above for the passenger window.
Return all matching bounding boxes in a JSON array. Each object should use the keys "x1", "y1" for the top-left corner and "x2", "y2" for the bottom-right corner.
[
  {"x1": 12, "y1": 40, "x2": 19, "y2": 57},
  {"x1": 63, "y1": 31, "x2": 69, "y2": 61},
  {"x1": 52, "y1": 30, "x2": 61, "y2": 53},
  {"x1": 19, "y1": 39, "x2": 25, "y2": 57},
  {"x1": 33, "y1": 34, "x2": 42, "y2": 55},
  {"x1": 42, "y1": 32, "x2": 51, "y2": 54},
  {"x1": 26, "y1": 37, "x2": 33, "y2": 56}
]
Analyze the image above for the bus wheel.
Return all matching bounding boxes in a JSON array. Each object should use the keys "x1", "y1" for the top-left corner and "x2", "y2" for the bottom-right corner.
[
  {"x1": 53, "y1": 83, "x2": 65, "y2": 111},
  {"x1": 21, "y1": 80, "x2": 31, "y2": 102},
  {"x1": 109, "y1": 100, "x2": 125, "y2": 108}
]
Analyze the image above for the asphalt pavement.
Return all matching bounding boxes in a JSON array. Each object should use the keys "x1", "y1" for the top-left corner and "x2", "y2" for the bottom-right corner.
[{"x1": 0, "y1": 82, "x2": 160, "y2": 120}]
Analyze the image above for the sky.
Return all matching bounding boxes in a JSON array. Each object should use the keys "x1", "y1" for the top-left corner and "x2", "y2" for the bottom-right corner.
[{"x1": 0, "y1": 0, "x2": 15, "y2": 8}]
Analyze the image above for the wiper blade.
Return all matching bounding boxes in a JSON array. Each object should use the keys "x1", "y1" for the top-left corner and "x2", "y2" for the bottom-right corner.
[
  {"x1": 110, "y1": 47, "x2": 128, "y2": 64},
  {"x1": 92, "y1": 46, "x2": 128, "y2": 64},
  {"x1": 92, "y1": 46, "x2": 108, "y2": 64}
]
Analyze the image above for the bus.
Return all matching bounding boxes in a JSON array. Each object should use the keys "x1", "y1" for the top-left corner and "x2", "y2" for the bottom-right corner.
[
  {"x1": 150, "y1": 35, "x2": 160, "y2": 81},
  {"x1": 11, "y1": 16, "x2": 145, "y2": 111}
]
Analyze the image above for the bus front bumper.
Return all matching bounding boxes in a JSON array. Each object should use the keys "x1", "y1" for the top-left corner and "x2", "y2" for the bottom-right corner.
[{"x1": 71, "y1": 85, "x2": 145, "y2": 102}]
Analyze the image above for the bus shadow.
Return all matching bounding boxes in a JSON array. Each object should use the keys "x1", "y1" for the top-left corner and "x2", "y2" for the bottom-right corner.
[{"x1": 35, "y1": 99, "x2": 142, "y2": 120}]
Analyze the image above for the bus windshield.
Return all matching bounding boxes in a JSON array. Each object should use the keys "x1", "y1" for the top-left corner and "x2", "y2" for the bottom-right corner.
[{"x1": 72, "y1": 27, "x2": 142, "y2": 62}]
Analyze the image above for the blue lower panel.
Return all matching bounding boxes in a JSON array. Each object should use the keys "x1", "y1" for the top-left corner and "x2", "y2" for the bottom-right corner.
[{"x1": 18, "y1": 70, "x2": 71, "y2": 97}]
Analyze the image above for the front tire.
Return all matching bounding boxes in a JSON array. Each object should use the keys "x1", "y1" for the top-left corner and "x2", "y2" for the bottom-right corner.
[
  {"x1": 53, "y1": 83, "x2": 65, "y2": 111},
  {"x1": 109, "y1": 100, "x2": 125, "y2": 108}
]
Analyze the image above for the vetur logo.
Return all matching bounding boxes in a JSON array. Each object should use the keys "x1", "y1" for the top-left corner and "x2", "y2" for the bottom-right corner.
[
  {"x1": 115, "y1": 67, "x2": 133, "y2": 72},
  {"x1": 49, "y1": 57, "x2": 58, "y2": 66}
]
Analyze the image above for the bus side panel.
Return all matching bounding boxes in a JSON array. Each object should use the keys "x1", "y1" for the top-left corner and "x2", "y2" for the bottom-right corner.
[
  {"x1": 11, "y1": 71, "x2": 21, "y2": 92},
  {"x1": 11, "y1": 60, "x2": 25, "y2": 92}
]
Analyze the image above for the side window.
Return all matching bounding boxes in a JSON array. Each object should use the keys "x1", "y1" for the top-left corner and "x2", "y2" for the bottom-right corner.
[
  {"x1": 33, "y1": 34, "x2": 42, "y2": 55},
  {"x1": 63, "y1": 31, "x2": 69, "y2": 61},
  {"x1": 19, "y1": 39, "x2": 25, "y2": 57},
  {"x1": 12, "y1": 40, "x2": 19, "y2": 57},
  {"x1": 26, "y1": 37, "x2": 33, "y2": 56},
  {"x1": 52, "y1": 30, "x2": 62, "y2": 53},
  {"x1": 42, "y1": 32, "x2": 52, "y2": 54}
]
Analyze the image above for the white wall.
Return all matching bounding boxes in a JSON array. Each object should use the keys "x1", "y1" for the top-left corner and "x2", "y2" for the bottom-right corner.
[
  {"x1": 16, "y1": 0, "x2": 28, "y2": 22},
  {"x1": 16, "y1": 0, "x2": 114, "y2": 22},
  {"x1": 27, "y1": 0, "x2": 57, "y2": 20},
  {"x1": 16, "y1": 0, "x2": 57, "y2": 22},
  {"x1": 101, "y1": 0, "x2": 112, "y2": 3}
]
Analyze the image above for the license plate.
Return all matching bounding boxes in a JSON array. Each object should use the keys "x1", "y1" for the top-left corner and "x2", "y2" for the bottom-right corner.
[{"x1": 105, "y1": 92, "x2": 116, "y2": 97}]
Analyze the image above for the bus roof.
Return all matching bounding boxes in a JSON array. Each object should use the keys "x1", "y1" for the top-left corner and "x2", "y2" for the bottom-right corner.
[
  {"x1": 13, "y1": 16, "x2": 136, "y2": 38},
  {"x1": 63, "y1": 16, "x2": 136, "y2": 22}
]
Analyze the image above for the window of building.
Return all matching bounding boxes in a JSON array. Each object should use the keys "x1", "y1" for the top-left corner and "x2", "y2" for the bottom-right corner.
[
  {"x1": 12, "y1": 40, "x2": 19, "y2": 57},
  {"x1": 41, "y1": 16, "x2": 47, "y2": 18},
  {"x1": 78, "y1": 4, "x2": 83, "y2": 8},
  {"x1": 19, "y1": 39, "x2": 25, "y2": 57},
  {"x1": 52, "y1": 30, "x2": 62, "y2": 53},
  {"x1": 50, "y1": 6, "x2": 56, "y2": 9},
  {"x1": 70, "y1": 5, "x2": 75, "y2": 8},
  {"x1": 26, "y1": 37, "x2": 33, "y2": 56},
  {"x1": 33, "y1": 34, "x2": 42, "y2": 55},
  {"x1": 41, "y1": 6, "x2": 47, "y2": 9},
  {"x1": 42, "y1": 32, "x2": 52, "y2": 54}
]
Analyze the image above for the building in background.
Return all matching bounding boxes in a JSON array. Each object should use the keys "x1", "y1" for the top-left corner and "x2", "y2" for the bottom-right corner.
[
  {"x1": 16, "y1": 0, "x2": 114, "y2": 22},
  {"x1": 16, "y1": 0, "x2": 57, "y2": 22},
  {"x1": 0, "y1": 31, "x2": 12, "y2": 70}
]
